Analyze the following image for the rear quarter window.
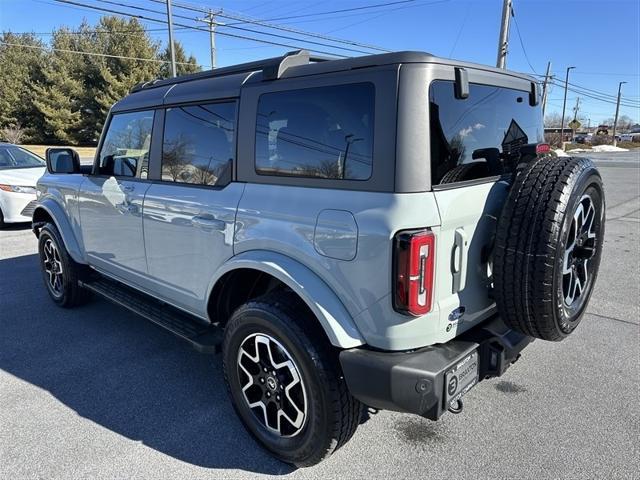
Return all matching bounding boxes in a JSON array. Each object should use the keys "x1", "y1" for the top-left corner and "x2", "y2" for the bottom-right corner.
[
  {"x1": 429, "y1": 80, "x2": 543, "y2": 186},
  {"x1": 255, "y1": 83, "x2": 375, "y2": 181}
]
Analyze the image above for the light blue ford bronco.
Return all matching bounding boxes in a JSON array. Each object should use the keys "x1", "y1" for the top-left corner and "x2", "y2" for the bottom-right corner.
[{"x1": 33, "y1": 50, "x2": 605, "y2": 466}]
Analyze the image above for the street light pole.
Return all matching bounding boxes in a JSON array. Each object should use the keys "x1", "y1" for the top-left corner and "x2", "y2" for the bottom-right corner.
[
  {"x1": 612, "y1": 81, "x2": 627, "y2": 147},
  {"x1": 560, "y1": 66, "x2": 575, "y2": 150},
  {"x1": 165, "y1": 0, "x2": 177, "y2": 77}
]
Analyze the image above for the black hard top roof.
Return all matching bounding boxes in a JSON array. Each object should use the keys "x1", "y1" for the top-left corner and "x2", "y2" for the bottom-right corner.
[{"x1": 112, "y1": 50, "x2": 536, "y2": 113}]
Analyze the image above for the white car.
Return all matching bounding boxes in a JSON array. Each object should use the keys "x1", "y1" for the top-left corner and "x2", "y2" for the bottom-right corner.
[
  {"x1": 619, "y1": 133, "x2": 639, "y2": 142},
  {"x1": 0, "y1": 143, "x2": 46, "y2": 226}
]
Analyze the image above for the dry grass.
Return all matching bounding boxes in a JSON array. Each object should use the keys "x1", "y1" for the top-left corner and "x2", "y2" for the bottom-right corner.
[{"x1": 19, "y1": 145, "x2": 96, "y2": 158}]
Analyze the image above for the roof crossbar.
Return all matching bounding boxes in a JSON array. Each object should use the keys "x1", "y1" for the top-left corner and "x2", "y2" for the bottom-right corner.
[{"x1": 131, "y1": 50, "x2": 325, "y2": 93}]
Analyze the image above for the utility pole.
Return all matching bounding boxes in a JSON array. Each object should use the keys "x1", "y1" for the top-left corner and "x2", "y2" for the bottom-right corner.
[
  {"x1": 572, "y1": 97, "x2": 581, "y2": 121},
  {"x1": 496, "y1": 0, "x2": 513, "y2": 68},
  {"x1": 541, "y1": 61, "x2": 552, "y2": 117},
  {"x1": 165, "y1": 0, "x2": 177, "y2": 77},
  {"x1": 612, "y1": 81, "x2": 627, "y2": 147},
  {"x1": 560, "y1": 66, "x2": 575, "y2": 150},
  {"x1": 198, "y1": 9, "x2": 222, "y2": 69}
]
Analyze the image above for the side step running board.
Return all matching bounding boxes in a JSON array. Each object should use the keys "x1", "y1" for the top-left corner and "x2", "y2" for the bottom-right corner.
[{"x1": 79, "y1": 277, "x2": 222, "y2": 354}]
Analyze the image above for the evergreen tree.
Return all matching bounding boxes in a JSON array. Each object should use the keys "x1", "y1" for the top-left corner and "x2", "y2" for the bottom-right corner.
[
  {"x1": 0, "y1": 33, "x2": 47, "y2": 142},
  {"x1": 159, "y1": 42, "x2": 201, "y2": 78},
  {"x1": 91, "y1": 17, "x2": 162, "y2": 140},
  {"x1": 3, "y1": 16, "x2": 201, "y2": 145},
  {"x1": 32, "y1": 26, "x2": 89, "y2": 143}
]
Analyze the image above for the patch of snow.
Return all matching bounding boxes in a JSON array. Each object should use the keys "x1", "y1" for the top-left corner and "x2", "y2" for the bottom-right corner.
[
  {"x1": 566, "y1": 148, "x2": 590, "y2": 153},
  {"x1": 554, "y1": 149, "x2": 570, "y2": 157},
  {"x1": 591, "y1": 145, "x2": 629, "y2": 152}
]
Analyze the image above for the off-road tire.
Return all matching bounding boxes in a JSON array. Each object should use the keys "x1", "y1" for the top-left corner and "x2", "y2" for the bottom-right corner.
[
  {"x1": 222, "y1": 292, "x2": 362, "y2": 467},
  {"x1": 38, "y1": 222, "x2": 91, "y2": 307},
  {"x1": 439, "y1": 162, "x2": 490, "y2": 184},
  {"x1": 494, "y1": 155, "x2": 605, "y2": 341}
]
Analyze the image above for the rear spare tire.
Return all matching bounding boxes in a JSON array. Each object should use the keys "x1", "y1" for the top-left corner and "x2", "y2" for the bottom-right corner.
[{"x1": 494, "y1": 156, "x2": 605, "y2": 341}]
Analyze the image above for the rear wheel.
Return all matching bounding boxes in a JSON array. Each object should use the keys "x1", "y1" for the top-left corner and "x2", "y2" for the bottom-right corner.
[
  {"x1": 38, "y1": 222, "x2": 91, "y2": 307},
  {"x1": 493, "y1": 156, "x2": 605, "y2": 340},
  {"x1": 222, "y1": 292, "x2": 362, "y2": 467}
]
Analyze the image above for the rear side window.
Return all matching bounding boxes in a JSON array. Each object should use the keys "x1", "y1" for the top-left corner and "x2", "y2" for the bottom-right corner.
[
  {"x1": 429, "y1": 80, "x2": 543, "y2": 185},
  {"x1": 98, "y1": 110, "x2": 154, "y2": 178},
  {"x1": 255, "y1": 83, "x2": 374, "y2": 180},
  {"x1": 161, "y1": 102, "x2": 235, "y2": 186}
]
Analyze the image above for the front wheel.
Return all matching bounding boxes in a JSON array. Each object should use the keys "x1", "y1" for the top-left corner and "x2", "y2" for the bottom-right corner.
[
  {"x1": 38, "y1": 222, "x2": 91, "y2": 307},
  {"x1": 222, "y1": 292, "x2": 362, "y2": 467}
]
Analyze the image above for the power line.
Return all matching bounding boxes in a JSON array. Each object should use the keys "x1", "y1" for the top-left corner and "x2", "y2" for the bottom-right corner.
[
  {"x1": 511, "y1": 7, "x2": 536, "y2": 74},
  {"x1": 89, "y1": 0, "x2": 373, "y2": 55},
  {"x1": 0, "y1": 40, "x2": 200, "y2": 65},
  {"x1": 551, "y1": 78, "x2": 640, "y2": 106},
  {"x1": 550, "y1": 81, "x2": 639, "y2": 109},
  {"x1": 325, "y1": 0, "x2": 449, "y2": 34},
  {"x1": 146, "y1": 0, "x2": 390, "y2": 53},
  {"x1": 448, "y1": 2, "x2": 471, "y2": 58},
  {"x1": 240, "y1": 0, "x2": 418, "y2": 23},
  {"x1": 5, "y1": 27, "x2": 190, "y2": 36},
  {"x1": 52, "y1": 0, "x2": 349, "y2": 57},
  {"x1": 535, "y1": 73, "x2": 640, "y2": 106}
]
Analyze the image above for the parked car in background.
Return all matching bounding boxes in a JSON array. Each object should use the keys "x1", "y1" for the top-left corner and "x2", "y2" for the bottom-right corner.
[
  {"x1": 619, "y1": 133, "x2": 640, "y2": 142},
  {"x1": 0, "y1": 143, "x2": 45, "y2": 227},
  {"x1": 574, "y1": 132, "x2": 593, "y2": 144}
]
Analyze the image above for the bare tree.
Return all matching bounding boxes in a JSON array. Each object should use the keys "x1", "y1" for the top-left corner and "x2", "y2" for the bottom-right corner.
[
  {"x1": 544, "y1": 112, "x2": 562, "y2": 128},
  {"x1": 0, "y1": 123, "x2": 25, "y2": 144}
]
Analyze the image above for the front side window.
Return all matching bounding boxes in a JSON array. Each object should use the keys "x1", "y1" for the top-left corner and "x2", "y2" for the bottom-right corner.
[
  {"x1": 255, "y1": 83, "x2": 374, "y2": 180},
  {"x1": 98, "y1": 110, "x2": 154, "y2": 178},
  {"x1": 429, "y1": 80, "x2": 543, "y2": 185},
  {"x1": 161, "y1": 103, "x2": 235, "y2": 186}
]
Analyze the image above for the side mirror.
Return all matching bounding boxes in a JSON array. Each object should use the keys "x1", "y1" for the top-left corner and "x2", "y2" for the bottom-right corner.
[{"x1": 46, "y1": 148, "x2": 81, "y2": 174}]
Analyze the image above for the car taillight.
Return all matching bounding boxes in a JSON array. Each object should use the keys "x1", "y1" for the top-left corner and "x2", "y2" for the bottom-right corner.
[
  {"x1": 536, "y1": 143, "x2": 551, "y2": 154},
  {"x1": 393, "y1": 229, "x2": 435, "y2": 316}
]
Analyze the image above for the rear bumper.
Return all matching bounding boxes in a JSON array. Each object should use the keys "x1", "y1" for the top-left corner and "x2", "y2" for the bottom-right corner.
[{"x1": 339, "y1": 315, "x2": 533, "y2": 420}]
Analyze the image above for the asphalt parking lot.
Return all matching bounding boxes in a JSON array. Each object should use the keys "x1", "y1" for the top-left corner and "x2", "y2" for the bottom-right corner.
[{"x1": 1, "y1": 151, "x2": 638, "y2": 479}]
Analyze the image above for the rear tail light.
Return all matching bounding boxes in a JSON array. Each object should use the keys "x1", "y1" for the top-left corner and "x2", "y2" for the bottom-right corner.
[
  {"x1": 393, "y1": 229, "x2": 435, "y2": 316},
  {"x1": 535, "y1": 143, "x2": 551, "y2": 154}
]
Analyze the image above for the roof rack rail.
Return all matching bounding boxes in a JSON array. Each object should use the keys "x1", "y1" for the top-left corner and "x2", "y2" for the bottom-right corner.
[{"x1": 130, "y1": 50, "x2": 328, "y2": 94}]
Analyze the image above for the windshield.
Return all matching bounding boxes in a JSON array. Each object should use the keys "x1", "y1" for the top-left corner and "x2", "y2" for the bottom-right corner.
[
  {"x1": 429, "y1": 80, "x2": 543, "y2": 185},
  {"x1": 0, "y1": 146, "x2": 46, "y2": 170}
]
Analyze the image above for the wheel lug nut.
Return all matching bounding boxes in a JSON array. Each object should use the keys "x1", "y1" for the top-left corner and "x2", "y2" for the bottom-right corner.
[
  {"x1": 266, "y1": 392, "x2": 271, "y2": 398},
  {"x1": 276, "y1": 395, "x2": 280, "y2": 401},
  {"x1": 260, "y1": 377, "x2": 265, "y2": 383},
  {"x1": 263, "y1": 367, "x2": 268, "y2": 372}
]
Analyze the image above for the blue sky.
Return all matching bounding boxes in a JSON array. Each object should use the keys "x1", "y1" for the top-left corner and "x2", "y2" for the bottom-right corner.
[{"x1": 1, "y1": 0, "x2": 639, "y2": 124}]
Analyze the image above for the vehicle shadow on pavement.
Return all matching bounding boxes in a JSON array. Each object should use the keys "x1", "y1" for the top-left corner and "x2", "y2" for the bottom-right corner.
[
  {"x1": 0, "y1": 222, "x2": 32, "y2": 231},
  {"x1": 0, "y1": 253, "x2": 295, "y2": 475}
]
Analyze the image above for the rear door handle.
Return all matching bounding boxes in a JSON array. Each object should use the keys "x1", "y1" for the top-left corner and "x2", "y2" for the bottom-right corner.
[
  {"x1": 121, "y1": 184, "x2": 135, "y2": 193},
  {"x1": 191, "y1": 214, "x2": 226, "y2": 231},
  {"x1": 452, "y1": 227, "x2": 468, "y2": 293}
]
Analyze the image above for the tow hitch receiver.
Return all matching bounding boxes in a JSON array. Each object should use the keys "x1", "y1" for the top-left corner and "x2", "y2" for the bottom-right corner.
[{"x1": 444, "y1": 350, "x2": 479, "y2": 409}]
